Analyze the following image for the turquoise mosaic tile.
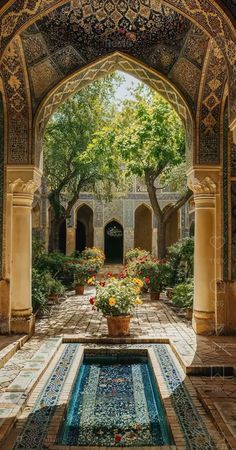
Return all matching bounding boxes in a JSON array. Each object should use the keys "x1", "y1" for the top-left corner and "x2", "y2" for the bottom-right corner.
[{"x1": 12, "y1": 344, "x2": 217, "y2": 449}]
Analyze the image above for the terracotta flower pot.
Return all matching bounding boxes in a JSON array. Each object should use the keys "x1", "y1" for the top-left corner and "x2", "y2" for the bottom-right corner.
[
  {"x1": 106, "y1": 315, "x2": 131, "y2": 337},
  {"x1": 150, "y1": 291, "x2": 160, "y2": 301},
  {"x1": 75, "y1": 284, "x2": 85, "y2": 295}
]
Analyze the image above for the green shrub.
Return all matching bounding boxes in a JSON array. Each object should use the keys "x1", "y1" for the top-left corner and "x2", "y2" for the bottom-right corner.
[
  {"x1": 32, "y1": 269, "x2": 50, "y2": 311},
  {"x1": 125, "y1": 248, "x2": 151, "y2": 263},
  {"x1": 32, "y1": 236, "x2": 46, "y2": 266},
  {"x1": 172, "y1": 279, "x2": 194, "y2": 309},
  {"x1": 167, "y1": 238, "x2": 194, "y2": 286},
  {"x1": 47, "y1": 278, "x2": 65, "y2": 296}
]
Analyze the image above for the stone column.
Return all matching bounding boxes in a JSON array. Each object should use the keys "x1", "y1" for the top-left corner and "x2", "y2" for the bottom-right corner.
[
  {"x1": 188, "y1": 170, "x2": 220, "y2": 335},
  {"x1": 7, "y1": 167, "x2": 41, "y2": 334},
  {"x1": 66, "y1": 228, "x2": 76, "y2": 255}
]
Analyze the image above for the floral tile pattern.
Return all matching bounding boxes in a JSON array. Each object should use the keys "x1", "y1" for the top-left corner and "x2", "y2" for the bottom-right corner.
[
  {"x1": 12, "y1": 344, "x2": 78, "y2": 450},
  {"x1": 58, "y1": 354, "x2": 171, "y2": 446},
  {"x1": 12, "y1": 344, "x2": 217, "y2": 449}
]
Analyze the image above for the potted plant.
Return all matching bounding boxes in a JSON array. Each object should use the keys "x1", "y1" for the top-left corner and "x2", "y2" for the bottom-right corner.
[
  {"x1": 172, "y1": 279, "x2": 194, "y2": 319},
  {"x1": 47, "y1": 278, "x2": 65, "y2": 302},
  {"x1": 73, "y1": 260, "x2": 97, "y2": 295},
  {"x1": 139, "y1": 260, "x2": 173, "y2": 300},
  {"x1": 90, "y1": 276, "x2": 143, "y2": 336}
]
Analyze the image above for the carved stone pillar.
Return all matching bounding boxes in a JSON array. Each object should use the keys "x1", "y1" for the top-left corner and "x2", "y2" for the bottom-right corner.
[
  {"x1": 7, "y1": 167, "x2": 41, "y2": 334},
  {"x1": 188, "y1": 169, "x2": 220, "y2": 335}
]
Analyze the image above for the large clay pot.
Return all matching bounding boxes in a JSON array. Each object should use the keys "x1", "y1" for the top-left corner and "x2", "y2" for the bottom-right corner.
[
  {"x1": 106, "y1": 315, "x2": 131, "y2": 337},
  {"x1": 150, "y1": 291, "x2": 160, "y2": 301},
  {"x1": 75, "y1": 284, "x2": 85, "y2": 295}
]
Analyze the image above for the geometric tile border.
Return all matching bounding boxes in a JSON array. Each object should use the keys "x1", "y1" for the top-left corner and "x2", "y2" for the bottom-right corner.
[
  {"x1": 12, "y1": 343, "x2": 223, "y2": 449},
  {"x1": 0, "y1": 337, "x2": 62, "y2": 444}
]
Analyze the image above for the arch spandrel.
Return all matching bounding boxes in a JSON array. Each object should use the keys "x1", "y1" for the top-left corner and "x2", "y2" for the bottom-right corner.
[{"x1": 0, "y1": 0, "x2": 234, "y2": 123}]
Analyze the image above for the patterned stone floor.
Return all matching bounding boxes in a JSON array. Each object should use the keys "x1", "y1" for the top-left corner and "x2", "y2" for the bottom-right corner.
[{"x1": 0, "y1": 285, "x2": 236, "y2": 448}]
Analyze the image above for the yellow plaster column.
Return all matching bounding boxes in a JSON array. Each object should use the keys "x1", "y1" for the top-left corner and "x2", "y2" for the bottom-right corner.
[
  {"x1": 7, "y1": 166, "x2": 41, "y2": 334},
  {"x1": 66, "y1": 228, "x2": 76, "y2": 256},
  {"x1": 188, "y1": 169, "x2": 220, "y2": 335}
]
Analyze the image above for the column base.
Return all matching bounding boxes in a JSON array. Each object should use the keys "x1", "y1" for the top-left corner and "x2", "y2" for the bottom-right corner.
[
  {"x1": 11, "y1": 314, "x2": 35, "y2": 335},
  {"x1": 192, "y1": 310, "x2": 215, "y2": 335}
]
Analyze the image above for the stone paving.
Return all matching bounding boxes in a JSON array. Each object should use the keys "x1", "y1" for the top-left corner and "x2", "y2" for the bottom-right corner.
[{"x1": 0, "y1": 285, "x2": 236, "y2": 448}]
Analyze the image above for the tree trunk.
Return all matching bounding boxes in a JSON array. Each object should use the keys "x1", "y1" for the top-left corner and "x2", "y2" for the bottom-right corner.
[
  {"x1": 48, "y1": 218, "x2": 62, "y2": 253},
  {"x1": 157, "y1": 219, "x2": 167, "y2": 259}
]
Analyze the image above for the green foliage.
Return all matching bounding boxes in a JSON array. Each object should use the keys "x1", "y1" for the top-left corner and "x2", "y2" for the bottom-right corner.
[
  {"x1": 172, "y1": 279, "x2": 194, "y2": 309},
  {"x1": 47, "y1": 278, "x2": 65, "y2": 296},
  {"x1": 125, "y1": 248, "x2": 151, "y2": 263},
  {"x1": 90, "y1": 88, "x2": 185, "y2": 180},
  {"x1": 32, "y1": 235, "x2": 46, "y2": 266},
  {"x1": 167, "y1": 237, "x2": 194, "y2": 285},
  {"x1": 32, "y1": 269, "x2": 50, "y2": 311},
  {"x1": 93, "y1": 277, "x2": 143, "y2": 317},
  {"x1": 44, "y1": 75, "x2": 124, "y2": 230}
]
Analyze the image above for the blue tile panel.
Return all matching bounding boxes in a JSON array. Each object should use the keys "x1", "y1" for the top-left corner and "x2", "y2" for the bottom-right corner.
[
  {"x1": 12, "y1": 344, "x2": 217, "y2": 449},
  {"x1": 58, "y1": 354, "x2": 172, "y2": 446},
  {"x1": 13, "y1": 344, "x2": 78, "y2": 450}
]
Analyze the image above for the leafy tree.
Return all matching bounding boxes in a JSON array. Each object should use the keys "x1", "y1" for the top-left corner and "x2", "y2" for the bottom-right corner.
[
  {"x1": 90, "y1": 88, "x2": 192, "y2": 258},
  {"x1": 43, "y1": 75, "x2": 122, "y2": 251}
]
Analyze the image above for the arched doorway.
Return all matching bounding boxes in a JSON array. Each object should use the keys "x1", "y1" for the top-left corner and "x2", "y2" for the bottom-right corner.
[
  {"x1": 76, "y1": 205, "x2": 94, "y2": 252},
  {"x1": 134, "y1": 204, "x2": 152, "y2": 252},
  {"x1": 105, "y1": 221, "x2": 123, "y2": 263},
  {"x1": 59, "y1": 220, "x2": 66, "y2": 254}
]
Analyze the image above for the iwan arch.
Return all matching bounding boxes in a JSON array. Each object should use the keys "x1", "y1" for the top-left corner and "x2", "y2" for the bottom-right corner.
[{"x1": 0, "y1": 0, "x2": 235, "y2": 337}]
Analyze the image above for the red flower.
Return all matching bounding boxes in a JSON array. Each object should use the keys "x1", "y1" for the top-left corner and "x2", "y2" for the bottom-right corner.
[
  {"x1": 99, "y1": 281, "x2": 106, "y2": 287},
  {"x1": 89, "y1": 297, "x2": 95, "y2": 305},
  {"x1": 145, "y1": 277, "x2": 150, "y2": 284},
  {"x1": 114, "y1": 434, "x2": 122, "y2": 443},
  {"x1": 107, "y1": 272, "x2": 113, "y2": 278}
]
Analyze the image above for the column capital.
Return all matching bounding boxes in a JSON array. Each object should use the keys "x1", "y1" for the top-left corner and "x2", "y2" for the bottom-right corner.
[
  {"x1": 187, "y1": 166, "x2": 220, "y2": 195},
  {"x1": 188, "y1": 176, "x2": 217, "y2": 195},
  {"x1": 7, "y1": 165, "x2": 42, "y2": 195}
]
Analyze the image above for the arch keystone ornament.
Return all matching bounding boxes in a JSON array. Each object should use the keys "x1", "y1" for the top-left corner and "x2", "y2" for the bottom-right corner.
[
  {"x1": 6, "y1": 167, "x2": 42, "y2": 335},
  {"x1": 188, "y1": 168, "x2": 220, "y2": 335}
]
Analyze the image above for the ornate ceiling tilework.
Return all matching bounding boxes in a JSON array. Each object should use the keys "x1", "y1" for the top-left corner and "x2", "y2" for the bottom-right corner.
[
  {"x1": 170, "y1": 57, "x2": 201, "y2": 103},
  {"x1": 198, "y1": 44, "x2": 226, "y2": 164},
  {"x1": 0, "y1": 39, "x2": 31, "y2": 164},
  {"x1": 182, "y1": 26, "x2": 209, "y2": 68},
  {"x1": 19, "y1": 1, "x2": 204, "y2": 110},
  {"x1": 29, "y1": 58, "x2": 62, "y2": 99},
  {"x1": 21, "y1": 32, "x2": 49, "y2": 66}
]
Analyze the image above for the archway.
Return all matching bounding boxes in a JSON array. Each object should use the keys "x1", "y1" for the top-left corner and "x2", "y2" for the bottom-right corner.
[
  {"x1": 59, "y1": 220, "x2": 66, "y2": 255},
  {"x1": 134, "y1": 204, "x2": 152, "y2": 252},
  {"x1": 0, "y1": 0, "x2": 234, "y2": 336},
  {"x1": 105, "y1": 221, "x2": 124, "y2": 263},
  {"x1": 76, "y1": 205, "x2": 94, "y2": 252}
]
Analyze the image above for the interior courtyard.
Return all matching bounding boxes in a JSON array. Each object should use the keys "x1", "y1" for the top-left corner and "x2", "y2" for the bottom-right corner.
[{"x1": 0, "y1": 0, "x2": 236, "y2": 449}]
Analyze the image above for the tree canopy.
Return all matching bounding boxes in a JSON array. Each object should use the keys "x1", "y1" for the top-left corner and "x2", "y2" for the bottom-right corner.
[{"x1": 43, "y1": 74, "x2": 123, "y2": 251}]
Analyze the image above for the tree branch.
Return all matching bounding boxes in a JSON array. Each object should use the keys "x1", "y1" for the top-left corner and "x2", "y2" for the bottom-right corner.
[{"x1": 163, "y1": 188, "x2": 192, "y2": 223}]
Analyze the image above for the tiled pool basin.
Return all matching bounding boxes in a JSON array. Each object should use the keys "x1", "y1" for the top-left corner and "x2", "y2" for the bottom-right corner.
[
  {"x1": 57, "y1": 353, "x2": 173, "y2": 447},
  {"x1": 12, "y1": 344, "x2": 219, "y2": 450}
]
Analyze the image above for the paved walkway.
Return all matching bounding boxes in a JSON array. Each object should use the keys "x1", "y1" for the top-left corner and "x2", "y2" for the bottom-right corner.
[{"x1": 1, "y1": 284, "x2": 236, "y2": 448}]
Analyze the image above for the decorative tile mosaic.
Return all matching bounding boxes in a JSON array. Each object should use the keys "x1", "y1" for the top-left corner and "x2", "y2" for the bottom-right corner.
[
  {"x1": 12, "y1": 344, "x2": 217, "y2": 449},
  {"x1": 154, "y1": 345, "x2": 216, "y2": 450},
  {"x1": 12, "y1": 344, "x2": 78, "y2": 450},
  {"x1": 58, "y1": 353, "x2": 172, "y2": 447}
]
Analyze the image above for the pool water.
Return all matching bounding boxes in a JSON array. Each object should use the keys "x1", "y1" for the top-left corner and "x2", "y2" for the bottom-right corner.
[{"x1": 57, "y1": 353, "x2": 173, "y2": 447}]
